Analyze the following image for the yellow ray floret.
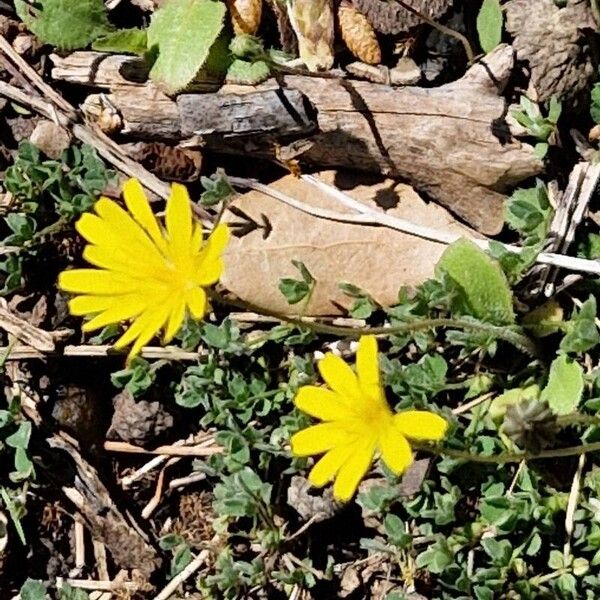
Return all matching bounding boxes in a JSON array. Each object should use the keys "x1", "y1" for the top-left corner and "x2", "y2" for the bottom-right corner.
[
  {"x1": 291, "y1": 335, "x2": 449, "y2": 502},
  {"x1": 58, "y1": 178, "x2": 229, "y2": 359}
]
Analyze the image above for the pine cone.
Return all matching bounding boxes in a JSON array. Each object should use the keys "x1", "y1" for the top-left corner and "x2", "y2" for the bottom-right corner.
[
  {"x1": 227, "y1": 0, "x2": 263, "y2": 35},
  {"x1": 338, "y1": 1, "x2": 381, "y2": 65},
  {"x1": 351, "y1": 0, "x2": 453, "y2": 35},
  {"x1": 502, "y1": 398, "x2": 557, "y2": 454},
  {"x1": 505, "y1": 0, "x2": 596, "y2": 102},
  {"x1": 121, "y1": 142, "x2": 202, "y2": 183},
  {"x1": 108, "y1": 390, "x2": 174, "y2": 446}
]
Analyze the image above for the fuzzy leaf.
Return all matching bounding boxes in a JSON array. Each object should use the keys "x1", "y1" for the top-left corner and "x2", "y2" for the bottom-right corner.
[
  {"x1": 92, "y1": 28, "x2": 148, "y2": 54},
  {"x1": 147, "y1": 0, "x2": 226, "y2": 93},
  {"x1": 541, "y1": 354, "x2": 584, "y2": 416},
  {"x1": 489, "y1": 384, "x2": 540, "y2": 423},
  {"x1": 15, "y1": 0, "x2": 111, "y2": 50},
  {"x1": 436, "y1": 239, "x2": 515, "y2": 325},
  {"x1": 227, "y1": 59, "x2": 271, "y2": 85},
  {"x1": 560, "y1": 296, "x2": 600, "y2": 354},
  {"x1": 477, "y1": 0, "x2": 503, "y2": 53}
]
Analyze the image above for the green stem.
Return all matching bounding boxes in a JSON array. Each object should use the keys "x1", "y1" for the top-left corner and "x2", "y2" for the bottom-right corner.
[
  {"x1": 209, "y1": 291, "x2": 541, "y2": 357},
  {"x1": 414, "y1": 440, "x2": 600, "y2": 464}
]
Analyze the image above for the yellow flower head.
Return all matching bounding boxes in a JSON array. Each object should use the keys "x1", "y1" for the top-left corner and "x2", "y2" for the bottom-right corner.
[
  {"x1": 291, "y1": 335, "x2": 448, "y2": 502},
  {"x1": 58, "y1": 179, "x2": 229, "y2": 359}
]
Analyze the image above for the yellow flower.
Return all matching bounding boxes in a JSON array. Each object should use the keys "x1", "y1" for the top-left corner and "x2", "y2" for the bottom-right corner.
[
  {"x1": 290, "y1": 335, "x2": 448, "y2": 502},
  {"x1": 58, "y1": 179, "x2": 229, "y2": 359}
]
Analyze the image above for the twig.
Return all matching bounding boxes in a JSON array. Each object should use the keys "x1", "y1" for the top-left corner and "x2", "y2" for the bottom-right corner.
[
  {"x1": 414, "y1": 440, "x2": 600, "y2": 463},
  {"x1": 121, "y1": 434, "x2": 203, "y2": 488},
  {"x1": 229, "y1": 175, "x2": 600, "y2": 276},
  {"x1": 169, "y1": 472, "x2": 207, "y2": 489},
  {"x1": 0, "y1": 344, "x2": 204, "y2": 360},
  {"x1": 507, "y1": 459, "x2": 527, "y2": 496},
  {"x1": 0, "y1": 76, "x2": 170, "y2": 201},
  {"x1": 0, "y1": 303, "x2": 55, "y2": 352},
  {"x1": 285, "y1": 514, "x2": 320, "y2": 542},
  {"x1": 393, "y1": 0, "x2": 475, "y2": 63},
  {"x1": 564, "y1": 453, "x2": 586, "y2": 560},
  {"x1": 56, "y1": 578, "x2": 140, "y2": 592},
  {"x1": 93, "y1": 541, "x2": 109, "y2": 581},
  {"x1": 141, "y1": 460, "x2": 176, "y2": 519},
  {"x1": 104, "y1": 440, "x2": 222, "y2": 457},
  {"x1": 152, "y1": 550, "x2": 210, "y2": 600},
  {"x1": 451, "y1": 392, "x2": 494, "y2": 416},
  {"x1": 74, "y1": 520, "x2": 86, "y2": 570}
]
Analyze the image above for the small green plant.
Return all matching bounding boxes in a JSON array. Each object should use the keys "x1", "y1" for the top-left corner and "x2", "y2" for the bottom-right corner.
[
  {"x1": 512, "y1": 95, "x2": 562, "y2": 159},
  {"x1": 1, "y1": 142, "x2": 114, "y2": 295}
]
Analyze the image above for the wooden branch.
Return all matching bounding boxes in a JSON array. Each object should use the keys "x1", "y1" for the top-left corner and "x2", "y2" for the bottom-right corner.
[
  {"x1": 51, "y1": 45, "x2": 543, "y2": 234},
  {"x1": 47, "y1": 433, "x2": 161, "y2": 576}
]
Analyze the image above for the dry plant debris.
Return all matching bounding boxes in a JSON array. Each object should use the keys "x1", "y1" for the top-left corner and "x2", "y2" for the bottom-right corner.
[
  {"x1": 505, "y1": 0, "x2": 597, "y2": 102},
  {"x1": 2, "y1": 1, "x2": 600, "y2": 599}
]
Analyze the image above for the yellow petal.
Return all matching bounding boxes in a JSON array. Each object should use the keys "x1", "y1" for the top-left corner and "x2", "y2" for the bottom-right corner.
[
  {"x1": 317, "y1": 353, "x2": 362, "y2": 402},
  {"x1": 379, "y1": 427, "x2": 413, "y2": 475},
  {"x1": 185, "y1": 287, "x2": 207, "y2": 319},
  {"x1": 68, "y1": 294, "x2": 118, "y2": 316},
  {"x1": 393, "y1": 411, "x2": 449, "y2": 441},
  {"x1": 332, "y1": 438, "x2": 377, "y2": 502},
  {"x1": 194, "y1": 258, "x2": 224, "y2": 286},
  {"x1": 82, "y1": 244, "x2": 166, "y2": 278},
  {"x1": 165, "y1": 183, "x2": 192, "y2": 261},
  {"x1": 81, "y1": 295, "x2": 148, "y2": 332},
  {"x1": 112, "y1": 300, "x2": 171, "y2": 356},
  {"x1": 76, "y1": 213, "x2": 114, "y2": 247},
  {"x1": 191, "y1": 223, "x2": 204, "y2": 254},
  {"x1": 308, "y1": 444, "x2": 355, "y2": 487},
  {"x1": 163, "y1": 297, "x2": 186, "y2": 343},
  {"x1": 196, "y1": 224, "x2": 230, "y2": 270},
  {"x1": 93, "y1": 198, "x2": 165, "y2": 260},
  {"x1": 59, "y1": 269, "x2": 139, "y2": 295},
  {"x1": 290, "y1": 422, "x2": 350, "y2": 457},
  {"x1": 122, "y1": 179, "x2": 168, "y2": 254},
  {"x1": 294, "y1": 386, "x2": 354, "y2": 421},
  {"x1": 356, "y1": 335, "x2": 381, "y2": 401},
  {"x1": 127, "y1": 303, "x2": 172, "y2": 358}
]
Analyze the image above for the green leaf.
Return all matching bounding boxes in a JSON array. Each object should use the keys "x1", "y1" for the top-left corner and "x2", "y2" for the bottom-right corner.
[
  {"x1": 504, "y1": 182, "x2": 552, "y2": 245},
  {"x1": 147, "y1": 0, "x2": 227, "y2": 93},
  {"x1": 349, "y1": 296, "x2": 375, "y2": 319},
  {"x1": 383, "y1": 514, "x2": 411, "y2": 548},
  {"x1": 279, "y1": 279, "x2": 310, "y2": 304},
  {"x1": 59, "y1": 584, "x2": 90, "y2": 600},
  {"x1": 226, "y1": 59, "x2": 271, "y2": 85},
  {"x1": 20, "y1": 580, "x2": 47, "y2": 600},
  {"x1": 541, "y1": 354, "x2": 584, "y2": 416},
  {"x1": 477, "y1": 0, "x2": 503, "y2": 53},
  {"x1": 534, "y1": 142, "x2": 549, "y2": 159},
  {"x1": 15, "y1": 0, "x2": 112, "y2": 50},
  {"x1": 560, "y1": 296, "x2": 600, "y2": 354},
  {"x1": 435, "y1": 238, "x2": 514, "y2": 325},
  {"x1": 591, "y1": 83, "x2": 600, "y2": 125},
  {"x1": 110, "y1": 357, "x2": 156, "y2": 397},
  {"x1": 92, "y1": 28, "x2": 148, "y2": 54},
  {"x1": 6, "y1": 421, "x2": 31, "y2": 450},
  {"x1": 415, "y1": 538, "x2": 453, "y2": 574}
]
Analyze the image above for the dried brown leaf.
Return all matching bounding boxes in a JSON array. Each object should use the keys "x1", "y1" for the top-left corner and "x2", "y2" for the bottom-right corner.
[{"x1": 221, "y1": 172, "x2": 477, "y2": 315}]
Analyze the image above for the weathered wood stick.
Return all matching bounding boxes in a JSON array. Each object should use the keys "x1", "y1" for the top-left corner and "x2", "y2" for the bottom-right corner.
[{"x1": 51, "y1": 45, "x2": 543, "y2": 234}]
